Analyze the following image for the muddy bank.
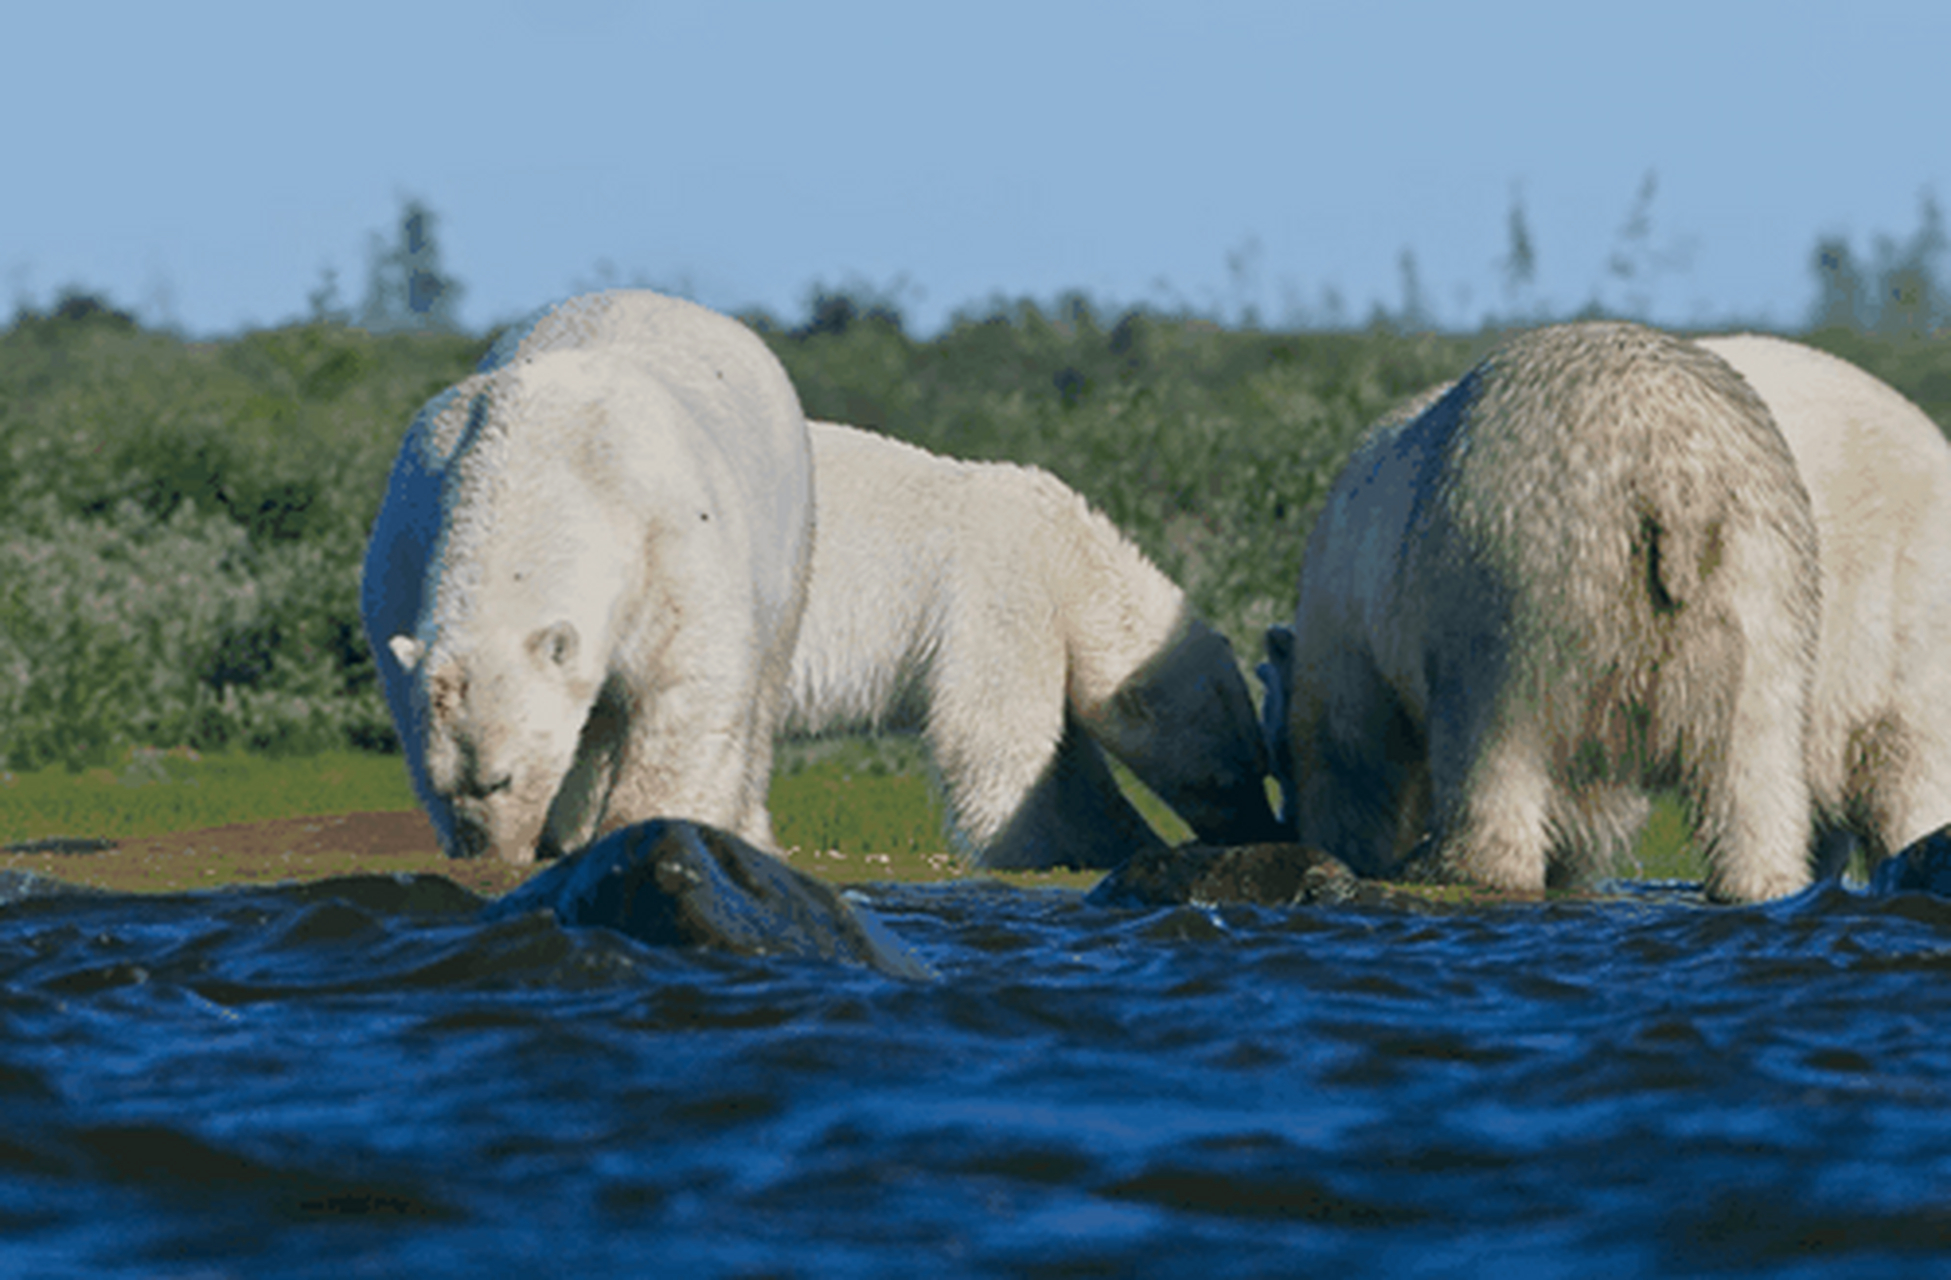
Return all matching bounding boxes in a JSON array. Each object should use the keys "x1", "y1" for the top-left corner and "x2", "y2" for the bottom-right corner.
[{"x1": 0, "y1": 811, "x2": 532, "y2": 898}]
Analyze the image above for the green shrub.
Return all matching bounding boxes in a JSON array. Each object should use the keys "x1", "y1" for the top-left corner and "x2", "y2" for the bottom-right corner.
[
  {"x1": 4, "y1": 298, "x2": 1948, "y2": 780},
  {"x1": 0, "y1": 316, "x2": 481, "y2": 767}
]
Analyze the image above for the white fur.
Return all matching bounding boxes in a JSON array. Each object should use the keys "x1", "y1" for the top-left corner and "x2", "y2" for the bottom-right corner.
[
  {"x1": 1700, "y1": 334, "x2": 1951, "y2": 874},
  {"x1": 361, "y1": 290, "x2": 813, "y2": 864},
  {"x1": 785, "y1": 423, "x2": 1278, "y2": 869},
  {"x1": 1279, "y1": 323, "x2": 1821, "y2": 903}
]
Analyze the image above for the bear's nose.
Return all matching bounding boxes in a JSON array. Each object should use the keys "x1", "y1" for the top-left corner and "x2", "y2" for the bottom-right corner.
[{"x1": 448, "y1": 812, "x2": 494, "y2": 859}]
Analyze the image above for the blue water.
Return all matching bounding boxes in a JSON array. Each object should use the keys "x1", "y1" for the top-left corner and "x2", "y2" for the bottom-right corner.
[{"x1": 2, "y1": 872, "x2": 1950, "y2": 1277}]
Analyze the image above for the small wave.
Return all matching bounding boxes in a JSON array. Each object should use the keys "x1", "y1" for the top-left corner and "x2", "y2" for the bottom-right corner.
[{"x1": 1, "y1": 872, "x2": 1949, "y2": 1274}]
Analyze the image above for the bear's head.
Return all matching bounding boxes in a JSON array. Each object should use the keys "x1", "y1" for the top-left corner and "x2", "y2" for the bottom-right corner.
[
  {"x1": 391, "y1": 620, "x2": 599, "y2": 864},
  {"x1": 1095, "y1": 617, "x2": 1284, "y2": 845}
]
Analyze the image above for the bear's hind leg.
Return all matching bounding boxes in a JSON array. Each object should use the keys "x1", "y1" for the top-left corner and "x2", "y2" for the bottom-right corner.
[
  {"x1": 1424, "y1": 713, "x2": 1556, "y2": 894},
  {"x1": 1690, "y1": 665, "x2": 1814, "y2": 905},
  {"x1": 1545, "y1": 785, "x2": 1651, "y2": 889},
  {"x1": 1291, "y1": 646, "x2": 1426, "y2": 878},
  {"x1": 1864, "y1": 710, "x2": 1951, "y2": 872}
]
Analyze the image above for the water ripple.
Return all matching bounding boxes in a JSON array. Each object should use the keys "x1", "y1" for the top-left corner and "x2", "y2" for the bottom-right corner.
[{"x1": 2, "y1": 873, "x2": 1951, "y2": 1274}]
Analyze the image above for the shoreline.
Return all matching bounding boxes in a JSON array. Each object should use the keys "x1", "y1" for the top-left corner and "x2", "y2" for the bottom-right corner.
[{"x1": 0, "y1": 810, "x2": 1103, "y2": 899}]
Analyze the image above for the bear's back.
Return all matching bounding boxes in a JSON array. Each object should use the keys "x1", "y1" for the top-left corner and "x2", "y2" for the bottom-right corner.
[
  {"x1": 370, "y1": 288, "x2": 815, "y2": 683},
  {"x1": 1697, "y1": 334, "x2": 1951, "y2": 549},
  {"x1": 1698, "y1": 331, "x2": 1951, "y2": 648},
  {"x1": 787, "y1": 423, "x2": 965, "y2": 731},
  {"x1": 1433, "y1": 324, "x2": 1810, "y2": 628},
  {"x1": 1700, "y1": 332, "x2": 1951, "y2": 841},
  {"x1": 482, "y1": 291, "x2": 806, "y2": 484}
]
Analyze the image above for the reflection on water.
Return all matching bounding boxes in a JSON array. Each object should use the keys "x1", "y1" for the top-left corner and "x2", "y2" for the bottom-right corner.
[{"x1": 2, "y1": 872, "x2": 1950, "y2": 1276}]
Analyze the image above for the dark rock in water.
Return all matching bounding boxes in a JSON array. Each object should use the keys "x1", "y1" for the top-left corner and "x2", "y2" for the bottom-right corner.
[
  {"x1": 283, "y1": 873, "x2": 487, "y2": 917},
  {"x1": 481, "y1": 820, "x2": 933, "y2": 980},
  {"x1": 2, "y1": 836, "x2": 116, "y2": 855},
  {"x1": 1870, "y1": 825, "x2": 1951, "y2": 896},
  {"x1": 1088, "y1": 842, "x2": 1366, "y2": 909}
]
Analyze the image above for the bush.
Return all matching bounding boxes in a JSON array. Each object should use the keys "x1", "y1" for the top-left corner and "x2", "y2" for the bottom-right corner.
[
  {"x1": 3, "y1": 296, "x2": 1948, "y2": 769},
  {"x1": 0, "y1": 314, "x2": 481, "y2": 767}
]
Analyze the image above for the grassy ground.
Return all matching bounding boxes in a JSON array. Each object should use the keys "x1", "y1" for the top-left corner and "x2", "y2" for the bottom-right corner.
[
  {"x1": 0, "y1": 740, "x2": 1111, "y2": 894},
  {"x1": 0, "y1": 741, "x2": 1703, "y2": 895},
  {"x1": 0, "y1": 309, "x2": 1936, "y2": 899},
  {"x1": 0, "y1": 746, "x2": 415, "y2": 840}
]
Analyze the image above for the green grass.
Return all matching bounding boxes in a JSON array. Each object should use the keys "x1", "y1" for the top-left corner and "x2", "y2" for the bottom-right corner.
[
  {"x1": 0, "y1": 746, "x2": 418, "y2": 844},
  {"x1": 0, "y1": 737, "x2": 1107, "y2": 891},
  {"x1": 771, "y1": 736, "x2": 951, "y2": 879},
  {"x1": 1626, "y1": 794, "x2": 1700, "y2": 881},
  {"x1": 768, "y1": 736, "x2": 1192, "y2": 887},
  {"x1": 1, "y1": 739, "x2": 963, "y2": 856},
  {"x1": 1, "y1": 740, "x2": 1708, "y2": 892}
]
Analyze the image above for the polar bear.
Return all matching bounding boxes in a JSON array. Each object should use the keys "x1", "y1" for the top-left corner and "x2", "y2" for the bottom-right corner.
[
  {"x1": 1698, "y1": 334, "x2": 1951, "y2": 880},
  {"x1": 360, "y1": 290, "x2": 814, "y2": 864},
  {"x1": 783, "y1": 422, "x2": 1280, "y2": 869},
  {"x1": 1277, "y1": 321, "x2": 1820, "y2": 903},
  {"x1": 1259, "y1": 383, "x2": 1454, "y2": 830}
]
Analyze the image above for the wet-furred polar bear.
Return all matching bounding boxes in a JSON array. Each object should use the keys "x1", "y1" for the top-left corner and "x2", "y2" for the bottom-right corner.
[
  {"x1": 361, "y1": 290, "x2": 813, "y2": 864},
  {"x1": 1275, "y1": 321, "x2": 1820, "y2": 903},
  {"x1": 783, "y1": 422, "x2": 1281, "y2": 869},
  {"x1": 1697, "y1": 335, "x2": 1951, "y2": 879}
]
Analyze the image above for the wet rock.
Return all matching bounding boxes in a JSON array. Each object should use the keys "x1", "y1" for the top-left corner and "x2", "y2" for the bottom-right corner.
[
  {"x1": 1869, "y1": 824, "x2": 1951, "y2": 896},
  {"x1": 284, "y1": 873, "x2": 487, "y2": 917},
  {"x1": 481, "y1": 819, "x2": 932, "y2": 980},
  {"x1": 1, "y1": 836, "x2": 115, "y2": 855},
  {"x1": 0, "y1": 870, "x2": 109, "y2": 906},
  {"x1": 1089, "y1": 842, "x2": 1369, "y2": 909}
]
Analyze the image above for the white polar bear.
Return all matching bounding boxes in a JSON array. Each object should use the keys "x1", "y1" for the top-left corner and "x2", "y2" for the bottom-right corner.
[
  {"x1": 1698, "y1": 334, "x2": 1951, "y2": 879},
  {"x1": 1276, "y1": 322, "x2": 1821, "y2": 903},
  {"x1": 360, "y1": 290, "x2": 813, "y2": 864},
  {"x1": 783, "y1": 422, "x2": 1281, "y2": 869}
]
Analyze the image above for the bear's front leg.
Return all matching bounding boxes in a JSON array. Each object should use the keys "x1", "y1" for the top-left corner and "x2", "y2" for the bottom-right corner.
[
  {"x1": 598, "y1": 670, "x2": 779, "y2": 851},
  {"x1": 589, "y1": 579, "x2": 782, "y2": 853},
  {"x1": 922, "y1": 636, "x2": 1153, "y2": 870},
  {"x1": 979, "y1": 720, "x2": 1167, "y2": 871}
]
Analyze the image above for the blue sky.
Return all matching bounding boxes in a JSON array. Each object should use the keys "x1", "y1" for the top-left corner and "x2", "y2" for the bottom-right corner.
[{"x1": 7, "y1": 1, "x2": 1945, "y2": 335}]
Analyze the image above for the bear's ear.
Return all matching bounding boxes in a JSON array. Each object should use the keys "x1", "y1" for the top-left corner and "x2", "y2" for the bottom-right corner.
[
  {"x1": 529, "y1": 621, "x2": 579, "y2": 669},
  {"x1": 389, "y1": 635, "x2": 425, "y2": 672}
]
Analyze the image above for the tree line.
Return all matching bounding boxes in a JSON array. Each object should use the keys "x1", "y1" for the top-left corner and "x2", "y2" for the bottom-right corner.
[{"x1": 3, "y1": 194, "x2": 1949, "y2": 771}]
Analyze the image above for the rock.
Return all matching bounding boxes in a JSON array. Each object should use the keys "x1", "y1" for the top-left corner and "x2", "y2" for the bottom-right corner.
[
  {"x1": 1869, "y1": 825, "x2": 1951, "y2": 896},
  {"x1": 0, "y1": 869, "x2": 108, "y2": 906},
  {"x1": 480, "y1": 819, "x2": 932, "y2": 980},
  {"x1": 1088, "y1": 842, "x2": 1367, "y2": 909},
  {"x1": 1, "y1": 836, "x2": 115, "y2": 855}
]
